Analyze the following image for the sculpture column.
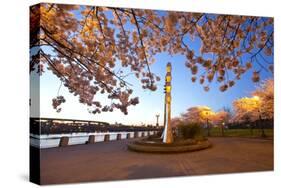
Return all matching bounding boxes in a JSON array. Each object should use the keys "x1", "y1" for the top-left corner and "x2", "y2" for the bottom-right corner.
[{"x1": 163, "y1": 62, "x2": 173, "y2": 143}]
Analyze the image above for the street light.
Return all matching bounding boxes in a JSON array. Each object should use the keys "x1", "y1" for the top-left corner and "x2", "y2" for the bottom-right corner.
[
  {"x1": 205, "y1": 111, "x2": 210, "y2": 137},
  {"x1": 222, "y1": 122, "x2": 225, "y2": 136},
  {"x1": 156, "y1": 114, "x2": 160, "y2": 127},
  {"x1": 253, "y1": 96, "x2": 265, "y2": 137},
  {"x1": 253, "y1": 95, "x2": 260, "y2": 100}
]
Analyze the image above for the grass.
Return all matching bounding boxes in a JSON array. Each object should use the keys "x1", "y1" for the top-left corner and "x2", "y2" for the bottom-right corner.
[{"x1": 205, "y1": 128, "x2": 273, "y2": 138}]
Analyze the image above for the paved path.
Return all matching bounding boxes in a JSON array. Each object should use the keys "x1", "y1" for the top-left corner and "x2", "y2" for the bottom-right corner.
[{"x1": 40, "y1": 137, "x2": 273, "y2": 185}]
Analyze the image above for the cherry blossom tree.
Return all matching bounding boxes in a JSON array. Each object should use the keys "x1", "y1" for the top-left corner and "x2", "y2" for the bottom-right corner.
[
  {"x1": 212, "y1": 110, "x2": 231, "y2": 135},
  {"x1": 170, "y1": 117, "x2": 183, "y2": 128},
  {"x1": 30, "y1": 3, "x2": 273, "y2": 114},
  {"x1": 212, "y1": 110, "x2": 231, "y2": 125},
  {"x1": 232, "y1": 97, "x2": 261, "y2": 123},
  {"x1": 252, "y1": 79, "x2": 274, "y2": 119},
  {"x1": 180, "y1": 106, "x2": 215, "y2": 136},
  {"x1": 181, "y1": 106, "x2": 215, "y2": 125},
  {"x1": 232, "y1": 79, "x2": 273, "y2": 123}
]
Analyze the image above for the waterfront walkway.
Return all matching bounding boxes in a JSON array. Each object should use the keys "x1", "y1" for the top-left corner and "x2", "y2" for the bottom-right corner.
[{"x1": 40, "y1": 137, "x2": 273, "y2": 185}]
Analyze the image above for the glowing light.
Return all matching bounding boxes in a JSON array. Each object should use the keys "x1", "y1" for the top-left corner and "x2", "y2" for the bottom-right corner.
[
  {"x1": 166, "y1": 76, "x2": 171, "y2": 82},
  {"x1": 166, "y1": 86, "x2": 171, "y2": 93},
  {"x1": 253, "y1": 96, "x2": 260, "y2": 100}
]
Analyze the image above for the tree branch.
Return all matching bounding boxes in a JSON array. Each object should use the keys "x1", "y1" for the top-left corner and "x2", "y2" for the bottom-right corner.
[
  {"x1": 41, "y1": 26, "x2": 132, "y2": 86},
  {"x1": 131, "y1": 9, "x2": 153, "y2": 85}
]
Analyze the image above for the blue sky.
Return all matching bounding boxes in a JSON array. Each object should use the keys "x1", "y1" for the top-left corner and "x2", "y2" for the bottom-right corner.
[
  {"x1": 30, "y1": 7, "x2": 273, "y2": 126},
  {"x1": 31, "y1": 51, "x2": 273, "y2": 126}
]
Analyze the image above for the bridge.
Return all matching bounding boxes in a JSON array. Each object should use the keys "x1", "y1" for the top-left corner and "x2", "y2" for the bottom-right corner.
[{"x1": 30, "y1": 117, "x2": 162, "y2": 135}]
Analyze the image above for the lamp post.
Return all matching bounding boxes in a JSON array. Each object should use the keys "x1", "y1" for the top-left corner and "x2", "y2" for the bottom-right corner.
[
  {"x1": 205, "y1": 111, "x2": 210, "y2": 137},
  {"x1": 156, "y1": 114, "x2": 160, "y2": 127},
  {"x1": 239, "y1": 99, "x2": 252, "y2": 136},
  {"x1": 221, "y1": 122, "x2": 225, "y2": 136},
  {"x1": 253, "y1": 96, "x2": 266, "y2": 137}
]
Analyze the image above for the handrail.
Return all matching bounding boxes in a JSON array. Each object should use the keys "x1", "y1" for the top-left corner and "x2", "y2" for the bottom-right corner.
[
  {"x1": 30, "y1": 132, "x2": 135, "y2": 140},
  {"x1": 30, "y1": 117, "x2": 109, "y2": 125},
  {"x1": 30, "y1": 131, "x2": 161, "y2": 148}
]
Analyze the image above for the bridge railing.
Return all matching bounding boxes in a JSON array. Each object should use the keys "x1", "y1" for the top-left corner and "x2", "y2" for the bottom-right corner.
[
  {"x1": 30, "y1": 117, "x2": 161, "y2": 135},
  {"x1": 30, "y1": 131, "x2": 160, "y2": 149}
]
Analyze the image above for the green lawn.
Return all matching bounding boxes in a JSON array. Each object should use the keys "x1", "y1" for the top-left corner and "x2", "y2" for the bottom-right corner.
[{"x1": 205, "y1": 128, "x2": 273, "y2": 138}]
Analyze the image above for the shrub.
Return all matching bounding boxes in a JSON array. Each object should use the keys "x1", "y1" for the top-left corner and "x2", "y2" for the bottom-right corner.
[{"x1": 177, "y1": 122, "x2": 204, "y2": 140}]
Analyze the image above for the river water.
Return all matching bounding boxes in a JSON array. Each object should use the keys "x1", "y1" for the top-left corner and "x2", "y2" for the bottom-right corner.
[{"x1": 30, "y1": 131, "x2": 153, "y2": 149}]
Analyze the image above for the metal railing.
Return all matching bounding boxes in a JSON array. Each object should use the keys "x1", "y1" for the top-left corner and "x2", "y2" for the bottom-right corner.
[{"x1": 30, "y1": 131, "x2": 160, "y2": 149}]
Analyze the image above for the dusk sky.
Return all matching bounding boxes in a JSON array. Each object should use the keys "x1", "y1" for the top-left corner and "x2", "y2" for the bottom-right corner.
[{"x1": 30, "y1": 8, "x2": 273, "y2": 126}]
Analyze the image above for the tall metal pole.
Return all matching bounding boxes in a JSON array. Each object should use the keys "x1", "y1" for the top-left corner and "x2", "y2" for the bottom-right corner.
[
  {"x1": 156, "y1": 114, "x2": 160, "y2": 127},
  {"x1": 163, "y1": 62, "x2": 173, "y2": 143}
]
